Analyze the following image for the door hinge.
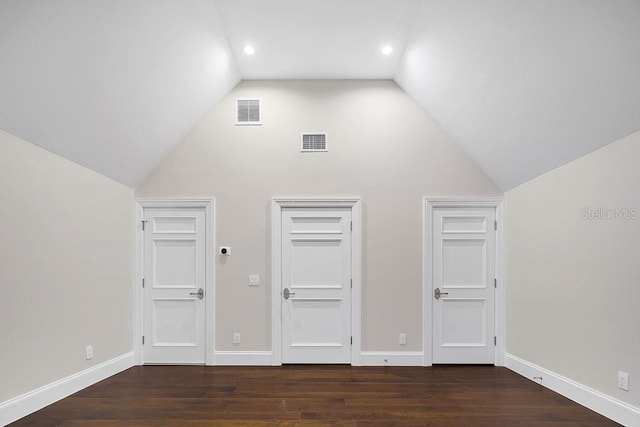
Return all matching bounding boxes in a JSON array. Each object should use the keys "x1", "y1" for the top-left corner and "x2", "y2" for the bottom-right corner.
[
  {"x1": 350, "y1": 278, "x2": 353, "y2": 289},
  {"x1": 350, "y1": 221, "x2": 353, "y2": 231},
  {"x1": 142, "y1": 336, "x2": 145, "y2": 345},
  {"x1": 494, "y1": 278, "x2": 497, "y2": 288},
  {"x1": 350, "y1": 336, "x2": 353, "y2": 345},
  {"x1": 494, "y1": 220, "x2": 497, "y2": 231},
  {"x1": 141, "y1": 219, "x2": 148, "y2": 231},
  {"x1": 494, "y1": 336, "x2": 497, "y2": 346}
]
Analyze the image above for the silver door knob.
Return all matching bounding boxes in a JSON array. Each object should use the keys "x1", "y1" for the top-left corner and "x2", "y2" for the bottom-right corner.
[
  {"x1": 434, "y1": 288, "x2": 448, "y2": 300},
  {"x1": 283, "y1": 288, "x2": 296, "y2": 299},
  {"x1": 190, "y1": 288, "x2": 204, "y2": 299}
]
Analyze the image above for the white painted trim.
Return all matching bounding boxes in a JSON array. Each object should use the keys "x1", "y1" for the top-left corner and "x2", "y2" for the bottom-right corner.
[
  {"x1": 0, "y1": 352, "x2": 134, "y2": 426},
  {"x1": 271, "y1": 197, "x2": 362, "y2": 366},
  {"x1": 134, "y1": 202, "x2": 144, "y2": 365},
  {"x1": 423, "y1": 198, "x2": 505, "y2": 366},
  {"x1": 495, "y1": 200, "x2": 506, "y2": 366},
  {"x1": 213, "y1": 351, "x2": 274, "y2": 366},
  {"x1": 271, "y1": 200, "x2": 283, "y2": 365},
  {"x1": 135, "y1": 199, "x2": 215, "y2": 365},
  {"x1": 359, "y1": 352, "x2": 424, "y2": 366},
  {"x1": 506, "y1": 353, "x2": 640, "y2": 426},
  {"x1": 422, "y1": 198, "x2": 432, "y2": 366}
]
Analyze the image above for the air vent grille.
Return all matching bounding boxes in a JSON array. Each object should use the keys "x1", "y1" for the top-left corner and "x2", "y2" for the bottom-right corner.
[
  {"x1": 301, "y1": 133, "x2": 327, "y2": 152},
  {"x1": 236, "y1": 99, "x2": 261, "y2": 125}
]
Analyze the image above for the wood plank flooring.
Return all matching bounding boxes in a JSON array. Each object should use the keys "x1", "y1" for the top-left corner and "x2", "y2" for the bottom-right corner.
[{"x1": 11, "y1": 365, "x2": 619, "y2": 426}]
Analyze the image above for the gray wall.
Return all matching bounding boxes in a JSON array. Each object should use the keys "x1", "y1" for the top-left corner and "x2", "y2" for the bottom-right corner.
[
  {"x1": 0, "y1": 129, "x2": 134, "y2": 402},
  {"x1": 137, "y1": 80, "x2": 501, "y2": 352},
  {"x1": 506, "y1": 130, "x2": 640, "y2": 407}
]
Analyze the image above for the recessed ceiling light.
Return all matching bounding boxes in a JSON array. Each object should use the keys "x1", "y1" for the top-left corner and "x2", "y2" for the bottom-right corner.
[
  {"x1": 382, "y1": 45, "x2": 393, "y2": 55},
  {"x1": 243, "y1": 45, "x2": 255, "y2": 55}
]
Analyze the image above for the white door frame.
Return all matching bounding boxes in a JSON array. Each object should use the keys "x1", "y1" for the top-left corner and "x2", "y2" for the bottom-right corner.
[
  {"x1": 271, "y1": 198, "x2": 362, "y2": 366},
  {"x1": 134, "y1": 199, "x2": 215, "y2": 365},
  {"x1": 424, "y1": 198, "x2": 505, "y2": 366}
]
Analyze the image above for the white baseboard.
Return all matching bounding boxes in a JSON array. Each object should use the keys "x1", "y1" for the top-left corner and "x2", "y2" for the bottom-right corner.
[
  {"x1": 213, "y1": 351, "x2": 424, "y2": 367},
  {"x1": 0, "y1": 352, "x2": 134, "y2": 426},
  {"x1": 212, "y1": 351, "x2": 274, "y2": 366},
  {"x1": 505, "y1": 353, "x2": 639, "y2": 426},
  {"x1": 358, "y1": 351, "x2": 424, "y2": 366}
]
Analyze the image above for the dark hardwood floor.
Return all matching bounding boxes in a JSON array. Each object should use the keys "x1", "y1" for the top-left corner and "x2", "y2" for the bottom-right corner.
[{"x1": 11, "y1": 365, "x2": 619, "y2": 426}]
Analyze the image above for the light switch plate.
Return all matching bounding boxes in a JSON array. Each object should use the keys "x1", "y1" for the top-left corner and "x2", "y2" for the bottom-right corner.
[{"x1": 249, "y1": 274, "x2": 260, "y2": 286}]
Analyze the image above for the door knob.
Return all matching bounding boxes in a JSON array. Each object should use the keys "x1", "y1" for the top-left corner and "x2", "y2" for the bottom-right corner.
[
  {"x1": 283, "y1": 288, "x2": 296, "y2": 299},
  {"x1": 434, "y1": 288, "x2": 448, "y2": 300},
  {"x1": 190, "y1": 288, "x2": 204, "y2": 300}
]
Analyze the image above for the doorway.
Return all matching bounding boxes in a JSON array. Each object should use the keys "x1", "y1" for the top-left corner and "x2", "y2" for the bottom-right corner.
[
  {"x1": 135, "y1": 200, "x2": 214, "y2": 365},
  {"x1": 424, "y1": 199, "x2": 504, "y2": 365},
  {"x1": 271, "y1": 198, "x2": 361, "y2": 365}
]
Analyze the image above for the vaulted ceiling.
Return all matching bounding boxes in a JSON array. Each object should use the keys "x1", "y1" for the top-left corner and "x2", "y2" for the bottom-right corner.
[{"x1": 1, "y1": 0, "x2": 639, "y2": 190}]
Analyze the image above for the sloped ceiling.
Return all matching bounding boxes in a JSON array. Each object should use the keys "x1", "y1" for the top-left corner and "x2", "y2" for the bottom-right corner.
[
  {"x1": 1, "y1": 0, "x2": 639, "y2": 189},
  {"x1": 0, "y1": 0, "x2": 240, "y2": 187},
  {"x1": 395, "y1": 0, "x2": 640, "y2": 190}
]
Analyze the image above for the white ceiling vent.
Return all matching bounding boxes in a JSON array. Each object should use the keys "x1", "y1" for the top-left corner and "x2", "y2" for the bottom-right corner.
[
  {"x1": 236, "y1": 99, "x2": 261, "y2": 125},
  {"x1": 301, "y1": 133, "x2": 327, "y2": 152}
]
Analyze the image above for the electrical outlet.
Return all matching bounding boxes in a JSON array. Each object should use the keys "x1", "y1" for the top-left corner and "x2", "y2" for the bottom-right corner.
[
  {"x1": 399, "y1": 333, "x2": 407, "y2": 345},
  {"x1": 85, "y1": 345, "x2": 93, "y2": 360},
  {"x1": 249, "y1": 274, "x2": 260, "y2": 286},
  {"x1": 618, "y1": 371, "x2": 629, "y2": 391},
  {"x1": 233, "y1": 333, "x2": 241, "y2": 344}
]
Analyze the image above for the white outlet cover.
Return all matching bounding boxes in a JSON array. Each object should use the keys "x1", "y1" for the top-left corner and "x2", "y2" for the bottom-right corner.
[
  {"x1": 233, "y1": 333, "x2": 241, "y2": 344},
  {"x1": 618, "y1": 371, "x2": 629, "y2": 391},
  {"x1": 249, "y1": 274, "x2": 260, "y2": 286},
  {"x1": 399, "y1": 333, "x2": 407, "y2": 345},
  {"x1": 85, "y1": 345, "x2": 93, "y2": 360}
]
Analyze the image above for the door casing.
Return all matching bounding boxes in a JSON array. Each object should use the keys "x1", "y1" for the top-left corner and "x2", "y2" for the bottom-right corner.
[
  {"x1": 134, "y1": 199, "x2": 215, "y2": 365},
  {"x1": 424, "y1": 198, "x2": 505, "y2": 367},
  {"x1": 271, "y1": 198, "x2": 362, "y2": 366}
]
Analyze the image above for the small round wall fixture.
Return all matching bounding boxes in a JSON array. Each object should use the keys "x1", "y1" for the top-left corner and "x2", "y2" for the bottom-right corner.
[
  {"x1": 382, "y1": 45, "x2": 393, "y2": 55},
  {"x1": 243, "y1": 45, "x2": 255, "y2": 55}
]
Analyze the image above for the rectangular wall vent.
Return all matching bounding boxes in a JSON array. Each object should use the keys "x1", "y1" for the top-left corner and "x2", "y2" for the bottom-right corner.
[
  {"x1": 236, "y1": 99, "x2": 261, "y2": 125},
  {"x1": 301, "y1": 133, "x2": 327, "y2": 152}
]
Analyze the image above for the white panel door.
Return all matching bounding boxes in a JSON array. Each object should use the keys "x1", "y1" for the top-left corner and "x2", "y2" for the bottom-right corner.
[
  {"x1": 143, "y1": 207, "x2": 206, "y2": 364},
  {"x1": 281, "y1": 208, "x2": 352, "y2": 363},
  {"x1": 433, "y1": 207, "x2": 496, "y2": 364}
]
